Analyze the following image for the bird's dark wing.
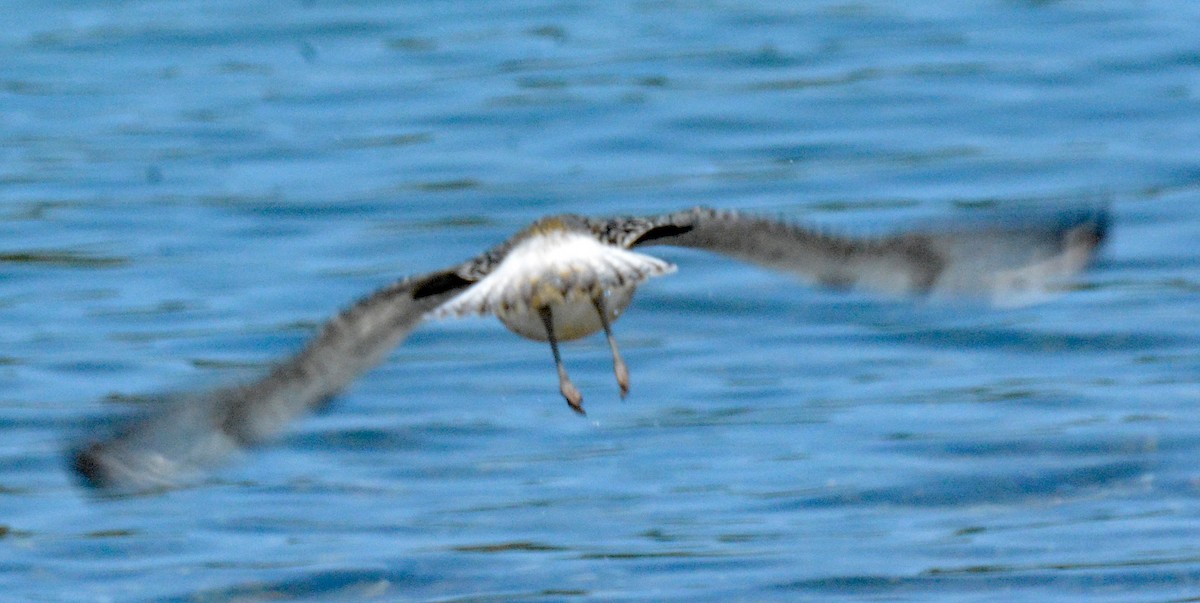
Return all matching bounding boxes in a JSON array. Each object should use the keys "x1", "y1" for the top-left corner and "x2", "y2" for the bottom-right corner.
[
  {"x1": 72, "y1": 268, "x2": 473, "y2": 492},
  {"x1": 608, "y1": 206, "x2": 1107, "y2": 306}
]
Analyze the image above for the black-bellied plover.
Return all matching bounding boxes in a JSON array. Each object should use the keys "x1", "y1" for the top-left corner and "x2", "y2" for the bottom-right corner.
[{"x1": 72, "y1": 205, "x2": 1108, "y2": 490}]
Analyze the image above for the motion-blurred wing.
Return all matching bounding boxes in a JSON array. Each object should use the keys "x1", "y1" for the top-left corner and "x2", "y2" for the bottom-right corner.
[
  {"x1": 72, "y1": 268, "x2": 473, "y2": 492},
  {"x1": 72, "y1": 205, "x2": 1109, "y2": 492},
  {"x1": 618, "y1": 206, "x2": 1107, "y2": 306}
]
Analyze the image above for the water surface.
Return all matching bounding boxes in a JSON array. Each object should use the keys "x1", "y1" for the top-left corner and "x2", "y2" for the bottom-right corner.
[{"x1": 2, "y1": 1, "x2": 1199, "y2": 601}]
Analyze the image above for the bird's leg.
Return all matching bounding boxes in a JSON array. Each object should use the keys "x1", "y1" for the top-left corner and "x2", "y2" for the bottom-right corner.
[
  {"x1": 539, "y1": 305, "x2": 584, "y2": 414},
  {"x1": 593, "y1": 295, "x2": 630, "y2": 398}
]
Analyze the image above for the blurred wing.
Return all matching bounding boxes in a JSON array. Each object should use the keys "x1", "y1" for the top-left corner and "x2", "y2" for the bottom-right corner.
[
  {"x1": 618, "y1": 206, "x2": 1107, "y2": 306},
  {"x1": 71, "y1": 268, "x2": 473, "y2": 492}
]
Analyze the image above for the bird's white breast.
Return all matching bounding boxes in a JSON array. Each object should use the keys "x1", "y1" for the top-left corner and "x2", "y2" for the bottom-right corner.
[{"x1": 434, "y1": 230, "x2": 675, "y2": 341}]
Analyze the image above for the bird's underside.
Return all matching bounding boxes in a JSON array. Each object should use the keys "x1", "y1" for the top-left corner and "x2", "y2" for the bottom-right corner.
[{"x1": 71, "y1": 205, "x2": 1108, "y2": 492}]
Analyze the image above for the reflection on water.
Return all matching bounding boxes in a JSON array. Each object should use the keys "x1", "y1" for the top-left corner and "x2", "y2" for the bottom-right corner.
[{"x1": 2, "y1": 0, "x2": 1200, "y2": 601}]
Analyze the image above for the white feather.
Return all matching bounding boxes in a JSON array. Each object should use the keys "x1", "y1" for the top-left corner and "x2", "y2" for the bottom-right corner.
[{"x1": 434, "y1": 230, "x2": 675, "y2": 341}]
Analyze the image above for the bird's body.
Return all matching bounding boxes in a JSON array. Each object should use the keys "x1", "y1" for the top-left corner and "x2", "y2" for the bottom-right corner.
[
  {"x1": 435, "y1": 216, "x2": 675, "y2": 342},
  {"x1": 72, "y1": 205, "x2": 1109, "y2": 491},
  {"x1": 432, "y1": 214, "x2": 678, "y2": 409}
]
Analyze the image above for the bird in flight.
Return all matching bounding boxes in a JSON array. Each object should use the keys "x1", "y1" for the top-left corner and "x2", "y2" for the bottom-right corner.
[{"x1": 72, "y1": 205, "x2": 1108, "y2": 492}]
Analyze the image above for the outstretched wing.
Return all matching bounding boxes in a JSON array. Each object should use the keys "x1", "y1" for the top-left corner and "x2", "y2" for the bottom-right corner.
[
  {"x1": 606, "y1": 206, "x2": 1107, "y2": 306},
  {"x1": 72, "y1": 268, "x2": 473, "y2": 492},
  {"x1": 72, "y1": 205, "x2": 1108, "y2": 492}
]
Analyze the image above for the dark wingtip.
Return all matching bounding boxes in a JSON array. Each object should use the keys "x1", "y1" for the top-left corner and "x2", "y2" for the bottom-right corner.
[
  {"x1": 70, "y1": 442, "x2": 114, "y2": 490},
  {"x1": 1063, "y1": 205, "x2": 1111, "y2": 255}
]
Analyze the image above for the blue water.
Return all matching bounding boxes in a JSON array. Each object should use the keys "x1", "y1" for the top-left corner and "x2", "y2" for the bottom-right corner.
[{"x1": 3, "y1": 1, "x2": 1200, "y2": 601}]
